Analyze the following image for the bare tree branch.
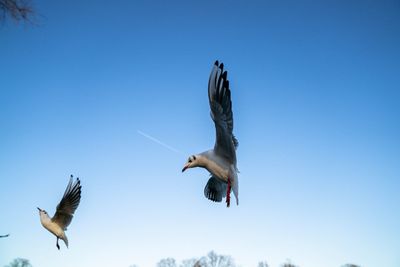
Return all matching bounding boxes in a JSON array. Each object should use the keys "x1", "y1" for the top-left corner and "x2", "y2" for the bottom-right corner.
[{"x1": 0, "y1": 0, "x2": 34, "y2": 23}]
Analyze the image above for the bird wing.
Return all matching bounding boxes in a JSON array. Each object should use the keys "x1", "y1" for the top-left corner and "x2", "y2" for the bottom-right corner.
[
  {"x1": 52, "y1": 176, "x2": 82, "y2": 230},
  {"x1": 204, "y1": 176, "x2": 227, "y2": 202},
  {"x1": 0, "y1": 234, "x2": 9, "y2": 238},
  {"x1": 208, "y1": 61, "x2": 238, "y2": 162}
]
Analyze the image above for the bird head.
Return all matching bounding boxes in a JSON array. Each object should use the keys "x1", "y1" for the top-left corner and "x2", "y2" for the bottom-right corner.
[
  {"x1": 37, "y1": 207, "x2": 48, "y2": 216},
  {"x1": 182, "y1": 155, "x2": 200, "y2": 172}
]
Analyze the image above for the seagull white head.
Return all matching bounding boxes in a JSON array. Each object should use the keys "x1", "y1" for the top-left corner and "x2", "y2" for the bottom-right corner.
[
  {"x1": 182, "y1": 155, "x2": 201, "y2": 172},
  {"x1": 37, "y1": 207, "x2": 49, "y2": 218}
]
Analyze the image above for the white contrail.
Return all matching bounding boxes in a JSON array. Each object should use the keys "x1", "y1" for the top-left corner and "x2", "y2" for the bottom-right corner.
[{"x1": 137, "y1": 130, "x2": 184, "y2": 155}]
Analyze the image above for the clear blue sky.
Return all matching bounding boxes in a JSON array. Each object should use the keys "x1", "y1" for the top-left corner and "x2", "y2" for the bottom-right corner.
[{"x1": 1, "y1": 1, "x2": 399, "y2": 266}]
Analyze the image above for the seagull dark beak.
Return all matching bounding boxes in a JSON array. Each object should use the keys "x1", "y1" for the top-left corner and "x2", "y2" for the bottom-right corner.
[
  {"x1": 182, "y1": 164, "x2": 189, "y2": 173},
  {"x1": 37, "y1": 207, "x2": 41, "y2": 211}
]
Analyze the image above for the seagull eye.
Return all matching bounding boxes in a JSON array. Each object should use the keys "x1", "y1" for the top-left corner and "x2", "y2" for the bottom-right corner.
[
  {"x1": 188, "y1": 159, "x2": 192, "y2": 163},
  {"x1": 193, "y1": 155, "x2": 196, "y2": 160}
]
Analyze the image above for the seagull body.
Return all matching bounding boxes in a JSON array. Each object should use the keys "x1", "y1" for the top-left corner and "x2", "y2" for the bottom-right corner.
[
  {"x1": 38, "y1": 175, "x2": 81, "y2": 250},
  {"x1": 39, "y1": 212, "x2": 69, "y2": 247},
  {"x1": 198, "y1": 150, "x2": 234, "y2": 183},
  {"x1": 182, "y1": 61, "x2": 239, "y2": 207}
]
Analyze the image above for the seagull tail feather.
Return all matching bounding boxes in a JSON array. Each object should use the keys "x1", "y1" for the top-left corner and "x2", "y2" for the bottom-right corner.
[{"x1": 62, "y1": 234, "x2": 69, "y2": 248}]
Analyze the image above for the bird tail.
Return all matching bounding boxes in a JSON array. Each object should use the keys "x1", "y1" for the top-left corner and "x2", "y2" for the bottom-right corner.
[
  {"x1": 62, "y1": 234, "x2": 69, "y2": 248},
  {"x1": 232, "y1": 172, "x2": 239, "y2": 205}
]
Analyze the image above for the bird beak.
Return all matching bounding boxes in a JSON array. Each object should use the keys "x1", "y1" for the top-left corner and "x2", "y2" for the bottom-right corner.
[
  {"x1": 182, "y1": 164, "x2": 189, "y2": 173},
  {"x1": 37, "y1": 207, "x2": 41, "y2": 211}
]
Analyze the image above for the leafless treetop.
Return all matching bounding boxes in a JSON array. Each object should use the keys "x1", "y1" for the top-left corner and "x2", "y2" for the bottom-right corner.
[{"x1": 0, "y1": 0, "x2": 34, "y2": 23}]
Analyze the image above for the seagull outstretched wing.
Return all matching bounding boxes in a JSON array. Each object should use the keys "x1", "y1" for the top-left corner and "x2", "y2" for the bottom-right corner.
[
  {"x1": 52, "y1": 176, "x2": 81, "y2": 230},
  {"x1": 208, "y1": 61, "x2": 238, "y2": 163}
]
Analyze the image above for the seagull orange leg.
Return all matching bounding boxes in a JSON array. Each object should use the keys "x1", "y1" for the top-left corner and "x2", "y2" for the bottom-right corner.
[{"x1": 226, "y1": 178, "x2": 231, "y2": 207}]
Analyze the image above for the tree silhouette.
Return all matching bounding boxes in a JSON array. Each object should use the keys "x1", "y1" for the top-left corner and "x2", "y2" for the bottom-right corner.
[
  {"x1": 130, "y1": 253, "x2": 366, "y2": 267},
  {"x1": 126, "y1": 251, "x2": 365, "y2": 267},
  {"x1": 147, "y1": 251, "x2": 236, "y2": 267},
  {"x1": 0, "y1": 0, "x2": 34, "y2": 23},
  {"x1": 197, "y1": 251, "x2": 236, "y2": 267},
  {"x1": 257, "y1": 261, "x2": 269, "y2": 267},
  {"x1": 157, "y1": 258, "x2": 177, "y2": 267},
  {"x1": 281, "y1": 260, "x2": 297, "y2": 267},
  {"x1": 5, "y1": 258, "x2": 32, "y2": 267},
  {"x1": 180, "y1": 258, "x2": 199, "y2": 267}
]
